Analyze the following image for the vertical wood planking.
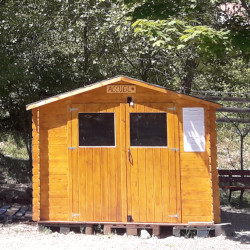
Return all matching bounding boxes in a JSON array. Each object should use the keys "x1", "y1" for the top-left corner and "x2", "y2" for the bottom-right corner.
[
  {"x1": 131, "y1": 147, "x2": 139, "y2": 222},
  {"x1": 130, "y1": 104, "x2": 139, "y2": 222},
  {"x1": 71, "y1": 106, "x2": 79, "y2": 221},
  {"x1": 145, "y1": 147, "x2": 154, "y2": 221},
  {"x1": 144, "y1": 105, "x2": 154, "y2": 222},
  {"x1": 86, "y1": 147, "x2": 94, "y2": 221},
  {"x1": 125, "y1": 103, "x2": 132, "y2": 220},
  {"x1": 120, "y1": 103, "x2": 128, "y2": 222},
  {"x1": 79, "y1": 148, "x2": 86, "y2": 221},
  {"x1": 151, "y1": 104, "x2": 163, "y2": 223},
  {"x1": 161, "y1": 145, "x2": 169, "y2": 222},
  {"x1": 109, "y1": 147, "x2": 116, "y2": 221},
  {"x1": 137, "y1": 105, "x2": 147, "y2": 222},
  {"x1": 70, "y1": 102, "x2": 182, "y2": 224},
  {"x1": 67, "y1": 104, "x2": 73, "y2": 221},
  {"x1": 101, "y1": 148, "x2": 109, "y2": 221},
  {"x1": 93, "y1": 147, "x2": 101, "y2": 221},
  {"x1": 153, "y1": 148, "x2": 162, "y2": 222},
  {"x1": 76, "y1": 104, "x2": 122, "y2": 222},
  {"x1": 168, "y1": 107, "x2": 177, "y2": 223},
  {"x1": 108, "y1": 105, "x2": 117, "y2": 221},
  {"x1": 91, "y1": 105, "x2": 101, "y2": 222},
  {"x1": 115, "y1": 104, "x2": 122, "y2": 221},
  {"x1": 173, "y1": 104, "x2": 181, "y2": 222},
  {"x1": 126, "y1": 103, "x2": 179, "y2": 223}
]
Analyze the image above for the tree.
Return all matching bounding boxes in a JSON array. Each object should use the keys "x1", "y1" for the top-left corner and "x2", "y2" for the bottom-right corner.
[
  {"x1": 0, "y1": 0, "x2": 170, "y2": 163},
  {"x1": 0, "y1": 0, "x2": 249, "y2": 167},
  {"x1": 122, "y1": 0, "x2": 250, "y2": 93}
]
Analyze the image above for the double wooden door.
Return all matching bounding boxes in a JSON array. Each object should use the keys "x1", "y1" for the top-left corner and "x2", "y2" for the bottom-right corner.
[{"x1": 69, "y1": 103, "x2": 180, "y2": 223}]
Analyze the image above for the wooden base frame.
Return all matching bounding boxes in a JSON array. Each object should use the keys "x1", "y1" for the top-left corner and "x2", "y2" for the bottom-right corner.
[{"x1": 38, "y1": 221, "x2": 217, "y2": 237}]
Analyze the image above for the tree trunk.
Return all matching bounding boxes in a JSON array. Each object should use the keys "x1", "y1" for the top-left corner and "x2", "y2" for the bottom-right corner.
[
  {"x1": 83, "y1": 23, "x2": 88, "y2": 73},
  {"x1": 139, "y1": 58, "x2": 148, "y2": 82},
  {"x1": 180, "y1": 58, "x2": 197, "y2": 94}
]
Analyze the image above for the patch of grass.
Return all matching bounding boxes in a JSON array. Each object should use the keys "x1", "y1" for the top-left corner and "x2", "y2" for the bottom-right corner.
[
  {"x1": 217, "y1": 124, "x2": 250, "y2": 207},
  {"x1": 0, "y1": 134, "x2": 31, "y2": 183},
  {"x1": 0, "y1": 134, "x2": 28, "y2": 160},
  {"x1": 0, "y1": 156, "x2": 31, "y2": 183},
  {"x1": 41, "y1": 226, "x2": 52, "y2": 234},
  {"x1": 217, "y1": 123, "x2": 250, "y2": 170},
  {"x1": 220, "y1": 188, "x2": 250, "y2": 208}
]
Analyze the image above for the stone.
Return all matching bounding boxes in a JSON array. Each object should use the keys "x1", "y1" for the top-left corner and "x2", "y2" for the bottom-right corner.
[{"x1": 140, "y1": 229, "x2": 151, "y2": 239}]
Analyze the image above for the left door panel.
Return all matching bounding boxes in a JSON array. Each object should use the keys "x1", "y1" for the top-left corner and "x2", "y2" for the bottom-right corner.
[{"x1": 69, "y1": 104, "x2": 122, "y2": 222}]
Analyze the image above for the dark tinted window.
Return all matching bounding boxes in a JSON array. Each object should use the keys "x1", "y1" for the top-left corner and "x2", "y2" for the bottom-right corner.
[
  {"x1": 130, "y1": 113, "x2": 167, "y2": 147},
  {"x1": 79, "y1": 113, "x2": 115, "y2": 146}
]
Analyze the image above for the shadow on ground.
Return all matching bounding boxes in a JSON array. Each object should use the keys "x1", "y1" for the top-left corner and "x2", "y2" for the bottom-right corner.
[
  {"x1": 0, "y1": 153, "x2": 31, "y2": 183},
  {"x1": 221, "y1": 208, "x2": 250, "y2": 244},
  {"x1": 0, "y1": 152, "x2": 32, "y2": 207}
]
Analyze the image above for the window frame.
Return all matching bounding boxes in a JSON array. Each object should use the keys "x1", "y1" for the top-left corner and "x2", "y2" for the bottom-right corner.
[
  {"x1": 129, "y1": 112, "x2": 168, "y2": 148},
  {"x1": 78, "y1": 112, "x2": 116, "y2": 148}
]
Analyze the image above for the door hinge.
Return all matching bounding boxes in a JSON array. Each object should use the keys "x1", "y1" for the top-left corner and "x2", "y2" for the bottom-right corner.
[
  {"x1": 68, "y1": 147, "x2": 77, "y2": 150},
  {"x1": 169, "y1": 214, "x2": 179, "y2": 218},
  {"x1": 70, "y1": 107, "x2": 78, "y2": 112},
  {"x1": 170, "y1": 148, "x2": 179, "y2": 151},
  {"x1": 168, "y1": 107, "x2": 176, "y2": 110},
  {"x1": 72, "y1": 213, "x2": 80, "y2": 218}
]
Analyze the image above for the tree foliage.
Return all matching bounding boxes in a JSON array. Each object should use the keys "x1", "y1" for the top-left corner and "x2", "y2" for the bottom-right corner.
[
  {"x1": 127, "y1": 0, "x2": 249, "y2": 93},
  {"x1": 0, "y1": 0, "x2": 249, "y2": 164}
]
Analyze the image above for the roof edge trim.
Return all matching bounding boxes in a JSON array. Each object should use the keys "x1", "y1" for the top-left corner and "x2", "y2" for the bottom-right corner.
[{"x1": 26, "y1": 76, "x2": 222, "y2": 110}]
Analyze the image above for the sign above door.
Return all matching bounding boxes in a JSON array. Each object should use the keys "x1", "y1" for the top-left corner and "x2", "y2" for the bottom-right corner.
[{"x1": 107, "y1": 85, "x2": 136, "y2": 94}]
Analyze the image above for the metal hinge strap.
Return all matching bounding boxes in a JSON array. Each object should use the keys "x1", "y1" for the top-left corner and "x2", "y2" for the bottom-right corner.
[
  {"x1": 168, "y1": 107, "x2": 176, "y2": 110},
  {"x1": 70, "y1": 108, "x2": 78, "y2": 112},
  {"x1": 169, "y1": 214, "x2": 179, "y2": 218},
  {"x1": 170, "y1": 148, "x2": 179, "y2": 151},
  {"x1": 68, "y1": 147, "x2": 77, "y2": 150},
  {"x1": 72, "y1": 213, "x2": 80, "y2": 218}
]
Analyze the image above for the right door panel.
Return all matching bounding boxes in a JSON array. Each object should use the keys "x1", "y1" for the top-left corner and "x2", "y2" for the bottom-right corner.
[{"x1": 126, "y1": 103, "x2": 180, "y2": 223}]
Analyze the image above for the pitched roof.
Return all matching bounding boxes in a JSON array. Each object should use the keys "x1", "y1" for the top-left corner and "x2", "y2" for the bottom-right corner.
[{"x1": 26, "y1": 75, "x2": 222, "y2": 110}]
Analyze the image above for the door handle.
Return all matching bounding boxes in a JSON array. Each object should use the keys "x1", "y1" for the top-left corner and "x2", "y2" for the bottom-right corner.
[{"x1": 128, "y1": 148, "x2": 133, "y2": 165}]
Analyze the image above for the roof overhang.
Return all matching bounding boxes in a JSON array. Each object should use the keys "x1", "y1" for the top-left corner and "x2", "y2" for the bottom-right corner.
[{"x1": 26, "y1": 76, "x2": 222, "y2": 110}]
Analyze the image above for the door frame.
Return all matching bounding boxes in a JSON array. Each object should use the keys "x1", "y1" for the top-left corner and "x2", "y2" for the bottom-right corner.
[
  {"x1": 125, "y1": 103, "x2": 181, "y2": 223},
  {"x1": 67, "y1": 102, "x2": 181, "y2": 223}
]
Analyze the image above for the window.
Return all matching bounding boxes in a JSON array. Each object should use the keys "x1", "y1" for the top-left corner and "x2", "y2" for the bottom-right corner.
[
  {"x1": 79, "y1": 113, "x2": 115, "y2": 147},
  {"x1": 130, "y1": 113, "x2": 167, "y2": 147}
]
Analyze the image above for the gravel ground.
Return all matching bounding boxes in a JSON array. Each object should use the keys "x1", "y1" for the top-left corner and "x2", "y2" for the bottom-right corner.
[
  {"x1": 0, "y1": 223, "x2": 250, "y2": 250},
  {"x1": 0, "y1": 206, "x2": 250, "y2": 250}
]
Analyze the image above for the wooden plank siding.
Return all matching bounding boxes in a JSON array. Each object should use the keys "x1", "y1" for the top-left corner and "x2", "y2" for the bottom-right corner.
[
  {"x1": 126, "y1": 103, "x2": 180, "y2": 223},
  {"x1": 38, "y1": 103, "x2": 69, "y2": 221},
  {"x1": 178, "y1": 106, "x2": 214, "y2": 223},
  {"x1": 28, "y1": 79, "x2": 221, "y2": 223},
  {"x1": 32, "y1": 108, "x2": 40, "y2": 221},
  {"x1": 72, "y1": 104, "x2": 122, "y2": 222},
  {"x1": 209, "y1": 109, "x2": 221, "y2": 223}
]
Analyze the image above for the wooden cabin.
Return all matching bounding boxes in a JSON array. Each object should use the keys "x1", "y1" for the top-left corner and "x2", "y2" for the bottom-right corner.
[{"x1": 26, "y1": 76, "x2": 222, "y2": 227}]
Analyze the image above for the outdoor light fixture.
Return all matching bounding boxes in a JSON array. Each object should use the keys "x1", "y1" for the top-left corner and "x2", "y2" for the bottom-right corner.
[{"x1": 127, "y1": 97, "x2": 134, "y2": 107}]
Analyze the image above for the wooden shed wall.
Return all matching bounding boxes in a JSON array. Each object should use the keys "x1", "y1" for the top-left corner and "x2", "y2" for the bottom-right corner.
[
  {"x1": 32, "y1": 109, "x2": 39, "y2": 221},
  {"x1": 32, "y1": 101, "x2": 70, "y2": 221},
  {"x1": 31, "y1": 82, "x2": 220, "y2": 223}
]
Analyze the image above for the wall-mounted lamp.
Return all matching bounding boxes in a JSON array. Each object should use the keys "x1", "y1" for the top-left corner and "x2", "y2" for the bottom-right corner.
[{"x1": 127, "y1": 97, "x2": 134, "y2": 107}]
